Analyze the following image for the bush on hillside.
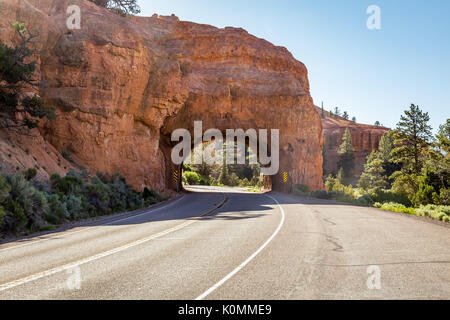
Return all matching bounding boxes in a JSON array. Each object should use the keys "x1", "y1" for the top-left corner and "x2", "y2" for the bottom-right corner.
[{"x1": 183, "y1": 171, "x2": 201, "y2": 185}]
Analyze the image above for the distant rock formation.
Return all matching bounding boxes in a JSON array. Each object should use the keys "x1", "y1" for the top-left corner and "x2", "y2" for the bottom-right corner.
[{"x1": 315, "y1": 107, "x2": 390, "y2": 179}]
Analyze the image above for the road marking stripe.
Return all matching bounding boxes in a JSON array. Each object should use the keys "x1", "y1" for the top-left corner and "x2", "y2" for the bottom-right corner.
[
  {"x1": 195, "y1": 194, "x2": 285, "y2": 300},
  {"x1": 0, "y1": 196, "x2": 186, "y2": 253},
  {"x1": 0, "y1": 194, "x2": 227, "y2": 293}
]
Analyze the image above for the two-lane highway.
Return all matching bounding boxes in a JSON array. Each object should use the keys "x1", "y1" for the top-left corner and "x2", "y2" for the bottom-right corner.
[{"x1": 0, "y1": 186, "x2": 449, "y2": 299}]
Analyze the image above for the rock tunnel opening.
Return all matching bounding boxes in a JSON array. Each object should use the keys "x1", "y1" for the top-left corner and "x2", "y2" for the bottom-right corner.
[{"x1": 160, "y1": 132, "x2": 274, "y2": 193}]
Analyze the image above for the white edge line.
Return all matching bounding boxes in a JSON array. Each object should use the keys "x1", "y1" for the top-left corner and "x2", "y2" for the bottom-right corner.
[
  {"x1": 0, "y1": 193, "x2": 225, "y2": 293},
  {"x1": 195, "y1": 194, "x2": 285, "y2": 300},
  {"x1": 0, "y1": 196, "x2": 185, "y2": 253},
  {"x1": 0, "y1": 219, "x2": 193, "y2": 292}
]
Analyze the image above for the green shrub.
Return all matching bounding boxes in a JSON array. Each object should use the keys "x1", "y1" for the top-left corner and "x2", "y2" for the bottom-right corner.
[
  {"x1": 0, "y1": 170, "x2": 160, "y2": 236},
  {"x1": 183, "y1": 171, "x2": 201, "y2": 185},
  {"x1": 356, "y1": 194, "x2": 375, "y2": 206},
  {"x1": 228, "y1": 173, "x2": 240, "y2": 187},
  {"x1": 294, "y1": 184, "x2": 310, "y2": 194},
  {"x1": 5, "y1": 174, "x2": 49, "y2": 229},
  {"x1": 370, "y1": 188, "x2": 412, "y2": 207},
  {"x1": 239, "y1": 178, "x2": 251, "y2": 187},
  {"x1": 415, "y1": 205, "x2": 450, "y2": 221},
  {"x1": 0, "y1": 174, "x2": 10, "y2": 202},
  {"x1": 311, "y1": 190, "x2": 332, "y2": 199},
  {"x1": 3, "y1": 198, "x2": 28, "y2": 233},
  {"x1": 85, "y1": 180, "x2": 111, "y2": 215},
  {"x1": 45, "y1": 194, "x2": 69, "y2": 224},
  {"x1": 331, "y1": 191, "x2": 355, "y2": 203},
  {"x1": 51, "y1": 174, "x2": 83, "y2": 194},
  {"x1": 143, "y1": 188, "x2": 163, "y2": 203},
  {"x1": 0, "y1": 205, "x2": 5, "y2": 231},
  {"x1": 438, "y1": 188, "x2": 450, "y2": 205},
  {"x1": 209, "y1": 177, "x2": 219, "y2": 186},
  {"x1": 24, "y1": 168, "x2": 37, "y2": 180},
  {"x1": 63, "y1": 194, "x2": 85, "y2": 220}
]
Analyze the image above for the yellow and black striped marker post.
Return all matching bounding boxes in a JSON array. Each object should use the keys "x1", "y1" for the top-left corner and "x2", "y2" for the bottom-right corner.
[
  {"x1": 283, "y1": 172, "x2": 288, "y2": 183},
  {"x1": 173, "y1": 170, "x2": 179, "y2": 183},
  {"x1": 173, "y1": 170, "x2": 180, "y2": 192}
]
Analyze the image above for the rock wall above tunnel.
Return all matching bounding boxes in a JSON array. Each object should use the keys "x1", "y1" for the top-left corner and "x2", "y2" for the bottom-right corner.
[{"x1": 0, "y1": 0, "x2": 324, "y2": 192}]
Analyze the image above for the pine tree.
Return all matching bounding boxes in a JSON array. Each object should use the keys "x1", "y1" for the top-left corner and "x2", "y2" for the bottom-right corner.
[
  {"x1": 337, "y1": 128, "x2": 355, "y2": 184},
  {"x1": 436, "y1": 119, "x2": 450, "y2": 154},
  {"x1": 352, "y1": 117, "x2": 356, "y2": 122},
  {"x1": 321, "y1": 102, "x2": 325, "y2": 118},
  {"x1": 358, "y1": 151, "x2": 387, "y2": 190},
  {"x1": 342, "y1": 111, "x2": 349, "y2": 120},
  {"x1": 334, "y1": 107, "x2": 341, "y2": 117},
  {"x1": 391, "y1": 104, "x2": 432, "y2": 175},
  {"x1": 378, "y1": 131, "x2": 401, "y2": 185},
  {"x1": 218, "y1": 144, "x2": 230, "y2": 185}
]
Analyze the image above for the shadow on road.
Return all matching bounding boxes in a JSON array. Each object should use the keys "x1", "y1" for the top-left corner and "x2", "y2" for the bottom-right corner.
[{"x1": 0, "y1": 186, "x2": 357, "y2": 246}]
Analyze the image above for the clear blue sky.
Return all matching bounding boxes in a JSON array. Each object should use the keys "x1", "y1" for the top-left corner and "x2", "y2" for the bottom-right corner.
[{"x1": 138, "y1": 0, "x2": 449, "y2": 132}]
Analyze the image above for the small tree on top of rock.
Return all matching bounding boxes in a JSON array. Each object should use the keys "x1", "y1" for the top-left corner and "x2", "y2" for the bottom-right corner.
[
  {"x1": 342, "y1": 111, "x2": 349, "y2": 120},
  {"x1": 89, "y1": 0, "x2": 141, "y2": 15}
]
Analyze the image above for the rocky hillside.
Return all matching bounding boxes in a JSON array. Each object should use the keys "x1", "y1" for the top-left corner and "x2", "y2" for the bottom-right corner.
[{"x1": 0, "y1": 0, "x2": 324, "y2": 192}]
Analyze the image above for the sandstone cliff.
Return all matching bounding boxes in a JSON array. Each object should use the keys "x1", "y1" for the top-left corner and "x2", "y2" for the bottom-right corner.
[
  {"x1": 0, "y1": 0, "x2": 324, "y2": 192},
  {"x1": 316, "y1": 107, "x2": 390, "y2": 179}
]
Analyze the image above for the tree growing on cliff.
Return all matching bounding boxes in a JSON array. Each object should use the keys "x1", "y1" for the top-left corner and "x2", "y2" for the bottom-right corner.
[
  {"x1": 358, "y1": 151, "x2": 387, "y2": 190},
  {"x1": 334, "y1": 107, "x2": 341, "y2": 117},
  {"x1": 0, "y1": 22, "x2": 55, "y2": 132},
  {"x1": 89, "y1": 0, "x2": 140, "y2": 15},
  {"x1": 358, "y1": 131, "x2": 400, "y2": 190},
  {"x1": 337, "y1": 128, "x2": 355, "y2": 184},
  {"x1": 342, "y1": 111, "x2": 349, "y2": 120}
]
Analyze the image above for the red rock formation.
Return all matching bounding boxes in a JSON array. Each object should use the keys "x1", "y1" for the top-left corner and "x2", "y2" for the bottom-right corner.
[
  {"x1": 0, "y1": 0, "x2": 324, "y2": 192},
  {"x1": 316, "y1": 107, "x2": 390, "y2": 179}
]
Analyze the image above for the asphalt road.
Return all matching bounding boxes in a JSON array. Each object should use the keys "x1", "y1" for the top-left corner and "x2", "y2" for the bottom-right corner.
[{"x1": 0, "y1": 186, "x2": 449, "y2": 299}]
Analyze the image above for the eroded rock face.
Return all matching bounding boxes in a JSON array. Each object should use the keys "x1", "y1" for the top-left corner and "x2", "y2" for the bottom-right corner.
[
  {"x1": 0, "y1": 0, "x2": 324, "y2": 192},
  {"x1": 319, "y1": 111, "x2": 390, "y2": 178}
]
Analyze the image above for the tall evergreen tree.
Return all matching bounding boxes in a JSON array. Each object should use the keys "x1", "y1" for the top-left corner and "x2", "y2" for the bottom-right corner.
[
  {"x1": 358, "y1": 151, "x2": 387, "y2": 190},
  {"x1": 337, "y1": 128, "x2": 355, "y2": 184},
  {"x1": 377, "y1": 131, "x2": 401, "y2": 185},
  {"x1": 342, "y1": 111, "x2": 349, "y2": 120},
  {"x1": 218, "y1": 144, "x2": 230, "y2": 185},
  {"x1": 391, "y1": 104, "x2": 433, "y2": 175}
]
